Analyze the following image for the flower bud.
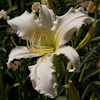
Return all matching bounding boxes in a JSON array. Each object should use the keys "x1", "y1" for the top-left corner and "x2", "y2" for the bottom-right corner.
[
  {"x1": 90, "y1": 91, "x2": 95, "y2": 100},
  {"x1": 76, "y1": 19, "x2": 100, "y2": 50}
]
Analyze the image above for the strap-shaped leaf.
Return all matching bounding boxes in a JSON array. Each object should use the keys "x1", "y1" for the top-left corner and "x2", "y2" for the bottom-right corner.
[
  {"x1": 56, "y1": 96, "x2": 66, "y2": 100},
  {"x1": 81, "y1": 81, "x2": 100, "y2": 100},
  {"x1": 81, "y1": 67, "x2": 100, "y2": 83},
  {"x1": 81, "y1": 42, "x2": 100, "y2": 66},
  {"x1": 78, "y1": 61, "x2": 91, "y2": 82}
]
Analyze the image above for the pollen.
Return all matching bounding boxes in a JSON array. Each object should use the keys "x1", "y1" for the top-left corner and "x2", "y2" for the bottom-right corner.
[
  {"x1": 33, "y1": 3, "x2": 40, "y2": 12},
  {"x1": 31, "y1": 30, "x2": 36, "y2": 36},
  {"x1": 40, "y1": 33, "x2": 44, "y2": 37},
  {"x1": 68, "y1": 62, "x2": 73, "y2": 69}
]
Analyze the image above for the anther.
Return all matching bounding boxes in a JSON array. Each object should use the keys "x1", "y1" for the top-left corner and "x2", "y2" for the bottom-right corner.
[
  {"x1": 68, "y1": 62, "x2": 73, "y2": 69},
  {"x1": 31, "y1": 30, "x2": 36, "y2": 36},
  {"x1": 40, "y1": 33, "x2": 44, "y2": 37},
  {"x1": 9, "y1": 61, "x2": 20, "y2": 70}
]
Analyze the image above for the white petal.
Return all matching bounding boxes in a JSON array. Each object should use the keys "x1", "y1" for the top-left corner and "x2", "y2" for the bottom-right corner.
[
  {"x1": 28, "y1": 53, "x2": 57, "y2": 98},
  {"x1": 0, "y1": 9, "x2": 10, "y2": 20},
  {"x1": 55, "y1": 46, "x2": 80, "y2": 72},
  {"x1": 7, "y1": 11, "x2": 42, "y2": 40},
  {"x1": 32, "y1": 2, "x2": 55, "y2": 30},
  {"x1": 7, "y1": 46, "x2": 43, "y2": 69},
  {"x1": 53, "y1": 7, "x2": 94, "y2": 49},
  {"x1": 44, "y1": 0, "x2": 49, "y2": 7}
]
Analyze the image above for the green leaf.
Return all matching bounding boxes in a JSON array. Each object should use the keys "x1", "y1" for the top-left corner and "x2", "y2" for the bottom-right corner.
[
  {"x1": 18, "y1": 86, "x2": 23, "y2": 100},
  {"x1": 0, "y1": 52, "x2": 4, "y2": 91},
  {"x1": 91, "y1": 36, "x2": 100, "y2": 43},
  {"x1": 7, "y1": 5, "x2": 17, "y2": 13},
  {"x1": 81, "y1": 42, "x2": 100, "y2": 67},
  {"x1": 7, "y1": 0, "x2": 12, "y2": 8},
  {"x1": 9, "y1": 83, "x2": 20, "y2": 89},
  {"x1": 78, "y1": 62, "x2": 91, "y2": 82},
  {"x1": 71, "y1": 42, "x2": 100, "y2": 80},
  {"x1": 4, "y1": 69, "x2": 15, "y2": 80},
  {"x1": 17, "y1": 0, "x2": 21, "y2": 15},
  {"x1": 0, "y1": 0, "x2": 5, "y2": 9},
  {"x1": 0, "y1": 94, "x2": 2, "y2": 100},
  {"x1": 68, "y1": 80, "x2": 80, "y2": 100},
  {"x1": 81, "y1": 82, "x2": 94, "y2": 100},
  {"x1": 81, "y1": 81, "x2": 100, "y2": 100},
  {"x1": 57, "y1": 89, "x2": 65, "y2": 96},
  {"x1": 53, "y1": 54, "x2": 62, "y2": 76},
  {"x1": 74, "y1": 25, "x2": 84, "y2": 47},
  {"x1": 22, "y1": 0, "x2": 26, "y2": 13},
  {"x1": 12, "y1": 70, "x2": 28, "y2": 99},
  {"x1": 95, "y1": 95, "x2": 100, "y2": 100},
  {"x1": 56, "y1": 96, "x2": 66, "y2": 100},
  {"x1": 0, "y1": 76, "x2": 3, "y2": 90},
  {"x1": 81, "y1": 67, "x2": 100, "y2": 83},
  {"x1": 12, "y1": 70, "x2": 34, "y2": 100},
  {"x1": 5, "y1": 83, "x2": 9, "y2": 98}
]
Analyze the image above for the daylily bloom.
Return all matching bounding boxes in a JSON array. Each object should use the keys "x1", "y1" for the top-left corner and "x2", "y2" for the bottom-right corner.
[
  {"x1": 7, "y1": 2, "x2": 94, "y2": 98},
  {"x1": 0, "y1": 9, "x2": 10, "y2": 20}
]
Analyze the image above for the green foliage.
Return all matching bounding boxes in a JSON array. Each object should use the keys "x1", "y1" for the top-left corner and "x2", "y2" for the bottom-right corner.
[
  {"x1": 0, "y1": 0, "x2": 100, "y2": 100},
  {"x1": 56, "y1": 96, "x2": 66, "y2": 100}
]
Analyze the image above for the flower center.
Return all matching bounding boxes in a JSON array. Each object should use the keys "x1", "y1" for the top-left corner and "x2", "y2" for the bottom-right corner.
[{"x1": 27, "y1": 30, "x2": 54, "y2": 54}]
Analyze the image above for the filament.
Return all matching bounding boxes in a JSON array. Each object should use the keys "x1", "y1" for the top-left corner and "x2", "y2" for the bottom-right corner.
[{"x1": 27, "y1": 30, "x2": 54, "y2": 53}]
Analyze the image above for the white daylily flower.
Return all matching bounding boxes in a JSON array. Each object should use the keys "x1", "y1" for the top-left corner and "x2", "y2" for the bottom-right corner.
[
  {"x1": 28, "y1": 53, "x2": 57, "y2": 98},
  {"x1": 0, "y1": 9, "x2": 10, "y2": 20},
  {"x1": 7, "y1": 2, "x2": 94, "y2": 98}
]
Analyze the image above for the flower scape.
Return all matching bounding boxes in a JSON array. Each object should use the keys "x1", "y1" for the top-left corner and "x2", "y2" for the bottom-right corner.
[{"x1": 6, "y1": 2, "x2": 94, "y2": 98}]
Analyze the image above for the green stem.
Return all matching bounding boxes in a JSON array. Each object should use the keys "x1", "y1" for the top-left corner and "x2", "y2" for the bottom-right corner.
[
  {"x1": 12, "y1": 70, "x2": 28, "y2": 100},
  {"x1": 0, "y1": 52, "x2": 4, "y2": 91},
  {"x1": 17, "y1": 0, "x2": 21, "y2": 15},
  {"x1": 94, "y1": 5, "x2": 98, "y2": 20},
  {"x1": 23, "y1": 0, "x2": 26, "y2": 13},
  {"x1": 71, "y1": 34, "x2": 75, "y2": 48},
  {"x1": 65, "y1": 71, "x2": 69, "y2": 100},
  {"x1": 66, "y1": 87, "x2": 69, "y2": 100}
]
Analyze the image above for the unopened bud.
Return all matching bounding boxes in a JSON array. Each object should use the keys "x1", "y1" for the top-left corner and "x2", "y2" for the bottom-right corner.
[
  {"x1": 90, "y1": 91, "x2": 95, "y2": 100},
  {"x1": 76, "y1": 19, "x2": 100, "y2": 50}
]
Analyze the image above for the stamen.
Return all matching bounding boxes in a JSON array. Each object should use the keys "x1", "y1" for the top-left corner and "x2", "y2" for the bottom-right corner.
[
  {"x1": 11, "y1": 36, "x2": 27, "y2": 51},
  {"x1": 11, "y1": 36, "x2": 25, "y2": 51},
  {"x1": 27, "y1": 30, "x2": 37, "y2": 50},
  {"x1": 27, "y1": 35, "x2": 35, "y2": 50},
  {"x1": 30, "y1": 32, "x2": 35, "y2": 48},
  {"x1": 40, "y1": 33, "x2": 44, "y2": 37},
  {"x1": 31, "y1": 30, "x2": 36, "y2": 36},
  {"x1": 11, "y1": 36, "x2": 19, "y2": 48},
  {"x1": 27, "y1": 30, "x2": 54, "y2": 53}
]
